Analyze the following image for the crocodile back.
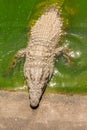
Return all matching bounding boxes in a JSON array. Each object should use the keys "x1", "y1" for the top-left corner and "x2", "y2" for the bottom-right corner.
[
  {"x1": 24, "y1": 7, "x2": 63, "y2": 108},
  {"x1": 30, "y1": 8, "x2": 62, "y2": 46}
]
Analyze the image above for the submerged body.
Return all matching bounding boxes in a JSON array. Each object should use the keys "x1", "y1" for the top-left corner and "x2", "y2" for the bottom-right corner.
[{"x1": 11, "y1": 7, "x2": 68, "y2": 108}]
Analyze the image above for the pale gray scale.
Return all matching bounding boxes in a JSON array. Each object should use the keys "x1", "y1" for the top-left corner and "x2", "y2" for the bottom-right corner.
[
  {"x1": 31, "y1": 10, "x2": 62, "y2": 41},
  {"x1": 28, "y1": 54, "x2": 50, "y2": 63},
  {"x1": 31, "y1": 10, "x2": 59, "y2": 38},
  {"x1": 30, "y1": 30, "x2": 61, "y2": 47},
  {"x1": 31, "y1": 31, "x2": 49, "y2": 40},
  {"x1": 27, "y1": 45, "x2": 53, "y2": 64},
  {"x1": 27, "y1": 38, "x2": 49, "y2": 49},
  {"x1": 29, "y1": 38, "x2": 56, "y2": 50},
  {"x1": 33, "y1": 10, "x2": 57, "y2": 29},
  {"x1": 26, "y1": 62, "x2": 48, "y2": 70},
  {"x1": 24, "y1": 61, "x2": 47, "y2": 89},
  {"x1": 29, "y1": 67, "x2": 43, "y2": 86},
  {"x1": 31, "y1": 37, "x2": 52, "y2": 45}
]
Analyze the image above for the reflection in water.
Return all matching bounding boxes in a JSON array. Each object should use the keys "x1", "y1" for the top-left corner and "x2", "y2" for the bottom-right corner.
[
  {"x1": 69, "y1": 50, "x2": 81, "y2": 58},
  {"x1": 54, "y1": 69, "x2": 64, "y2": 78}
]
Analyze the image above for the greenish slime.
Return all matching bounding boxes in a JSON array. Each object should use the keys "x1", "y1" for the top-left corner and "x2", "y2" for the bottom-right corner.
[{"x1": 0, "y1": 0, "x2": 87, "y2": 94}]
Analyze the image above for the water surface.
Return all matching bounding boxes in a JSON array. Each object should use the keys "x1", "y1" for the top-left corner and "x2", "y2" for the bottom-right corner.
[{"x1": 0, "y1": 0, "x2": 87, "y2": 94}]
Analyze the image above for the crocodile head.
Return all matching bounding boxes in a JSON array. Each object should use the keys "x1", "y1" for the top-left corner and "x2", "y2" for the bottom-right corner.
[{"x1": 25, "y1": 66, "x2": 50, "y2": 108}]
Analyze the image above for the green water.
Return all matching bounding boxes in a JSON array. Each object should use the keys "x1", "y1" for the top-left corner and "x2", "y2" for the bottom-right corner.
[{"x1": 0, "y1": 0, "x2": 87, "y2": 94}]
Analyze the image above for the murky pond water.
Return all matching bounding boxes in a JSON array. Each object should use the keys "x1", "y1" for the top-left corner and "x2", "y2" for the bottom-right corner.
[{"x1": 0, "y1": 0, "x2": 87, "y2": 93}]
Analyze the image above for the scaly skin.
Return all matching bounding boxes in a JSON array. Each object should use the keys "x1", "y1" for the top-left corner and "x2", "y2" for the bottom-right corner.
[{"x1": 9, "y1": 7, "x2": 69, "y2": 108}]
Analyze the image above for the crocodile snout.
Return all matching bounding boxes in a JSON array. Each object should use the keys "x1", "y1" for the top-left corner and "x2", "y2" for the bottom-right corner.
[
  {"x1": 29, "y1": 89, "x2": 42, "y2": 108},
  {"x1": 30, "y1": 97, "x2": 39, "y2": 108}
]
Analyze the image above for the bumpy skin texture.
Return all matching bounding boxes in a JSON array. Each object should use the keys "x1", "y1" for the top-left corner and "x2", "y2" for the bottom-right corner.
[{"x1": 11, "y1": 8, "x2": 68, "y2": 108}]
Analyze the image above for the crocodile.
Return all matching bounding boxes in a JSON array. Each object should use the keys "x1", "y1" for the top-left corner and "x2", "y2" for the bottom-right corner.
[{"x1": 10, "y1": 7, "x2": 70, "y2": 108}]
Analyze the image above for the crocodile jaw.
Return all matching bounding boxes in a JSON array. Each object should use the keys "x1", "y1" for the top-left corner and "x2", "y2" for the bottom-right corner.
[{"x1": 29, "y1": 88, "x2": 43, "y2": 108}]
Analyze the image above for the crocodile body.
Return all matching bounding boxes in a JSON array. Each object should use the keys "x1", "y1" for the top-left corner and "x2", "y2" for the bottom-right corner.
[{"x1": 11, "y1": 7, "x2": 68, "y2": 108}]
